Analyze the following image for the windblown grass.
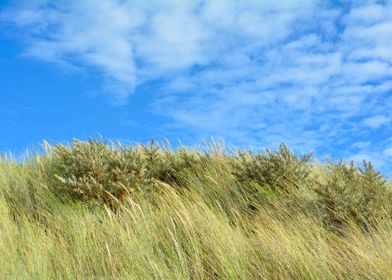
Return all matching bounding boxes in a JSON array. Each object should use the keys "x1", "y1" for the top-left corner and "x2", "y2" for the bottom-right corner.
[{"x1": 0, "y1": 140, "x2": 391, "y2": 279}]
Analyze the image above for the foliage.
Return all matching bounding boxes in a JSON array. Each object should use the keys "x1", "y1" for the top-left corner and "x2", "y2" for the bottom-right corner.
[
  {"x1": 141, "y1": 141, "x2": 203, "y2": 186},
  {"x1": 50, "y1": 139, "x2": 150, "y2": 203},
  {"x1": 231, "y1": 143, "x2": 313, "y2": 204},
  {"x1": 315, "y1": 160, "x2": 391, "y2": 231},
  {"x1": 49, "y1": 140, "x2": 203, "y2": 204}
]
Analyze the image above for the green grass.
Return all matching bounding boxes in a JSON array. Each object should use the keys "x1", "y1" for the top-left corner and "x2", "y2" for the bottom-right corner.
[{"x1": 1, "y1": 140, "x2": 392, "y2": 279}]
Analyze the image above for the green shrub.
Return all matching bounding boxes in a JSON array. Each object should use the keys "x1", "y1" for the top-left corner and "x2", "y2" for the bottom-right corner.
[
  {"x1": 140, "y1": 141, "x2": 202, "y2": 187},
  {"x1": 315, "y1": 160, "x2": 391, "y2": 231},
  {"x1": 49, "y1": 140, "x2": 205, "y2": 204},
  {"x1": 50, "y1": 139, "x2": 150, "y2": 203},
  {"x1": 232, "y1": 143, "x2": 312, "y2": 195}
]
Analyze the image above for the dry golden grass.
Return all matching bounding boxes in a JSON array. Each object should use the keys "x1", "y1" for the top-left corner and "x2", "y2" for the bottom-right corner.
[{"x1": 0, "y1": 141, "x2": 391, "y2": 279}]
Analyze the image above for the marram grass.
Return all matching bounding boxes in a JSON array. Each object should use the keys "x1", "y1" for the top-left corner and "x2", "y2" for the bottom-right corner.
[{"x1": 1, "y1": 140, "x2": 392, "y2": 279}]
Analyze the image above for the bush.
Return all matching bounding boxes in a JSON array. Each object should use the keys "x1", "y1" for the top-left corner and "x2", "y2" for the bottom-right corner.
[
  {"x1": 50, "y1": 140, "x2": 150, "y2": 204},
  {"x1": 140, "y1": 141, "x2": 202, "y2": 186},
  {"x1": 315, "y1": 160, "x2": 391, "y2": 231},
  {"x1": 48, "y1": 140, "x2": 204, "y2": 204},
  {"x1": 232, "y1": 143, "x2": 312, "y2": 194}
]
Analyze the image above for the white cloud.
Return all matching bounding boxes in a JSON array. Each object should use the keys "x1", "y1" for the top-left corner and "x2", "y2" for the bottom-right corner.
[
  {"x1": 362, "y1": 115, "x2": 391, "y2": 129},
  {"x1": 383, "y1": 147, "x2": 392, "y2": 157},
  {"x1": 2, "y1": 0, "x2": 392, "y2": 174},
  {"x1": 351, "y1": 141, "x2": 371, "y2": 150}
]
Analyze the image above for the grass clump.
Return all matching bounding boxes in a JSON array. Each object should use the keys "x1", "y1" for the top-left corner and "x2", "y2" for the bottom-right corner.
[{"x1": 1, "y1": 139, "x2": 392, "y2": 279}]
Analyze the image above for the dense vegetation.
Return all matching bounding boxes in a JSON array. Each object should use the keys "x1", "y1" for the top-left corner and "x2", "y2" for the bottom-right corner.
[{"x1": 1, "y1": 139, "x2": 392, "y2": 279}]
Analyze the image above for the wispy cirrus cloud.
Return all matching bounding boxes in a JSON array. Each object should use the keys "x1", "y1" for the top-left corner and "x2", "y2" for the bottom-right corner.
[{"x1": 2, "y1": 0, "x2": 392, "y2": 174}]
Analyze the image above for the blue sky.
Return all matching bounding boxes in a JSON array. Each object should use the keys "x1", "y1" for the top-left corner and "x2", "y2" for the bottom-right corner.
[{"x1": 1, "y1": 0, "x2": 392, "y2": 175}]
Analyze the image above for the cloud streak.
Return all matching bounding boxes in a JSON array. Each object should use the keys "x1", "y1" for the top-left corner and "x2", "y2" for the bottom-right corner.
[{"x1": 2, "y1": 0, "x2": 392, "y2": 173}]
